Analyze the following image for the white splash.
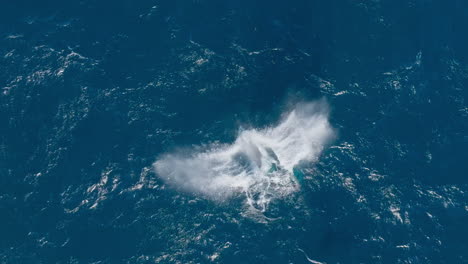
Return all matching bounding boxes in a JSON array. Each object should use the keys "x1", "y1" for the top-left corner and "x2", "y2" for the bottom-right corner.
[{"x1": 154, "y1": 101, "x2": 334, "y2": 211}]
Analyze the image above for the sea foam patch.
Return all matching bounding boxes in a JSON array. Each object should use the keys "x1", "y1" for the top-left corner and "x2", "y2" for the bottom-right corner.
[{"x1": 154, "y1": 101, "x2": 334, "y2": 211}]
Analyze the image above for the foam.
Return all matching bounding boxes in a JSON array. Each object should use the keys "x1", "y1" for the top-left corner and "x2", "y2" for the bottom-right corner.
[{"x1": 154, "y1": 101, "x2": 334, "y2": 211}]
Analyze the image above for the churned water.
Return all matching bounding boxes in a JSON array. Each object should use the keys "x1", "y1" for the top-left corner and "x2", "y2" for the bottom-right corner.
[{"x1": 155, "y1": 101, "x2": 333, "y2": 210}]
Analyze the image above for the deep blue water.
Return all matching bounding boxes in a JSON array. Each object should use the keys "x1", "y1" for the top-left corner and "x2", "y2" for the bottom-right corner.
[{"x1": 1, "y1": 1, "x2": 468, "y2": 263}]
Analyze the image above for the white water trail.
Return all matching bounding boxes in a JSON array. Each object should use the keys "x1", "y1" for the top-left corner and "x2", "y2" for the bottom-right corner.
[{"x1": 154, "y1": 101, "x2": 334, "y2": 211}]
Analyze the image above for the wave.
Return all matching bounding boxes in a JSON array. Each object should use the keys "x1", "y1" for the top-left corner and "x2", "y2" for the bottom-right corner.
[{"x1": 154, "y1": 101, "x2": 334, "y2": 211}]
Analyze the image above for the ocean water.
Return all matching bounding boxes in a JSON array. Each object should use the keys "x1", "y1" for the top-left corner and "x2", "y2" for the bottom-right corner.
[{"x1": 1, "y1": 1, "x2": 468, "y2": 263}]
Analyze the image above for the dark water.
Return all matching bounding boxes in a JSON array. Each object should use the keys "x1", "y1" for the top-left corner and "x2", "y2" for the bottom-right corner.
[{"x1": 1, "y1": 1, "x2": 468, "y2": 263}]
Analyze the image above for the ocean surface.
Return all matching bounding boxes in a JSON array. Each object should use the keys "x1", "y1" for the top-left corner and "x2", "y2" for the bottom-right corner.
[{"x1": 1, "y1": 1, "x2": 467, "y2": 263}]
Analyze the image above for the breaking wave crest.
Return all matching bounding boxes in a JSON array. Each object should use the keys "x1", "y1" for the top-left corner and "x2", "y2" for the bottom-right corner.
[{"x1": 154, "y1": 101, "x2": 334, "y2": 211}]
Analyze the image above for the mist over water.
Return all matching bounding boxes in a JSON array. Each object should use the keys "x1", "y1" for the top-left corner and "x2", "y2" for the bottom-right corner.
[{"x1": 154, "y1": 101, "x2": 334, "y2": 210}]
